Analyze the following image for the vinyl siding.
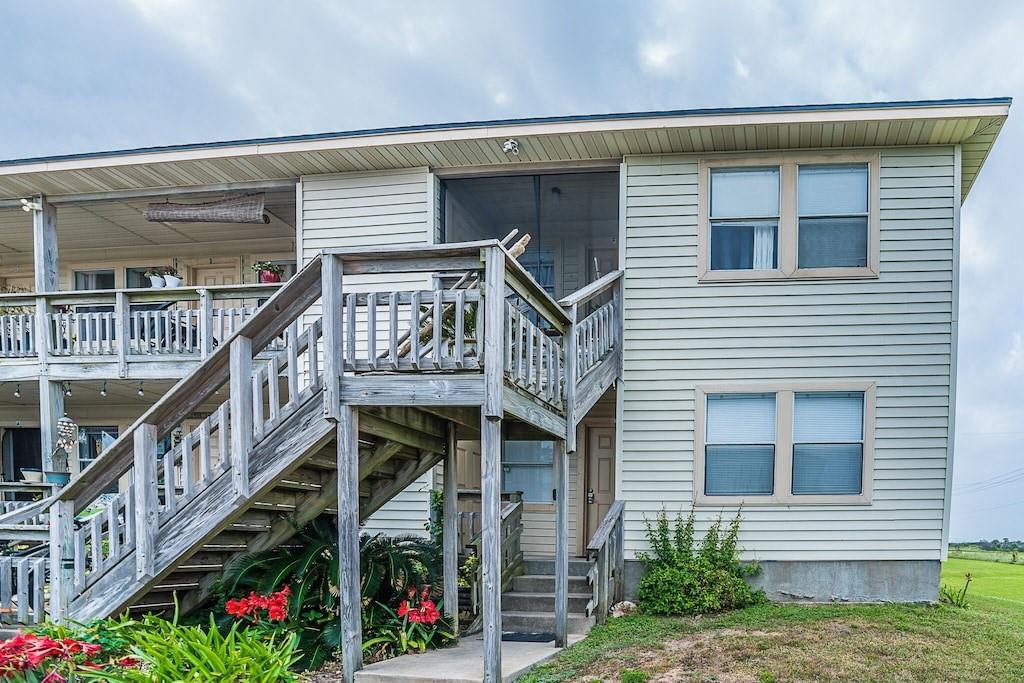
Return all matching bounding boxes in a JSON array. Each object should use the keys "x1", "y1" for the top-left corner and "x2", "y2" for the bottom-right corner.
[
  {"x1": 620, "y1": 147, "x2": 955, "y2": 561},
  {"x1": 300, "y1": 168, "x2": 435, "y2": 537}
]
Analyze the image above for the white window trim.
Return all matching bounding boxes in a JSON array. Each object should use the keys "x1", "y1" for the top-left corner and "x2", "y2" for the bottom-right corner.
[
  {"x1": 697, "y1": 152, "x2": 881, "y2": 282},
  {"x1": 694, "y1": 381, "x2": 876, "y2": 506}
]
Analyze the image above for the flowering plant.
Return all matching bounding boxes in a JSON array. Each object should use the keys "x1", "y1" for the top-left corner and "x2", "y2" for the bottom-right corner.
[
  {"x1": 362, "y1": 585, "x2": 454, "y2": 658},
  {"x1": 0, "y1": 631, "x2": 135, "y2": 682},
  {"x1": 225, "y1": 585, "x2": 291, "y2": 624}
]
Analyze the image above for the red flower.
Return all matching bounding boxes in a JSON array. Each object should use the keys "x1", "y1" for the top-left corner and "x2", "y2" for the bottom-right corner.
[
  {"x1": 397, "y1": 601, "x2": 410, "y2": 618},
  {"x1": 225, "y1": 585, "x2": 291, "y2": 623},
  {"x1": 116, "y1": 656, "x2": 140, "y2": 668},
  {"x1": 40, "y1": 671, "x2": 66, "y2": 683}
]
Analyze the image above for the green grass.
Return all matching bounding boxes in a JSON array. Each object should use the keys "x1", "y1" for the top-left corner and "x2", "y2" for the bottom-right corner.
[
  {"x1": 949, "y1": 546, "x2": 1022, "y2": 565},
  {"x1": 521, "y1": 558, "x2": 1024, "y2": 682}
]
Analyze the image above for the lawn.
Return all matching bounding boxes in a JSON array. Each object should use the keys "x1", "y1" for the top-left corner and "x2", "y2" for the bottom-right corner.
[{"x1": 521, "y1": 557, "x2": 1024, "y2": 683}]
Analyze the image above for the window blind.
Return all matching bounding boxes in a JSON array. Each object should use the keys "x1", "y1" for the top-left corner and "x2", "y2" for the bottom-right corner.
[
  {"x1": 705, "y1": 394, "x2": 776, "y2": 496},
  {"x1": 711, "y1": 168, "x2": 780, "y2": 218},
  {"x1": 792, "y1": 392, "x2": 864, "y2": 495},
  {"x1": 798, "y1": 164, "x2": 867, "y2": 216}
]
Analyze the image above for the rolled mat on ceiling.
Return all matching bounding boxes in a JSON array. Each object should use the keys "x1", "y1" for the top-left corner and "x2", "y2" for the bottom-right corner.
[{"x1": 143, "y1": 193, "x2": 270, "y2": 224}]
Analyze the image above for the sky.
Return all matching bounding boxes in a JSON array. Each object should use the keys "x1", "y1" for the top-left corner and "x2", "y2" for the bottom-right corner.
[{"x1": 0, "y1": 0, "x2": 1021, "y2": 541}]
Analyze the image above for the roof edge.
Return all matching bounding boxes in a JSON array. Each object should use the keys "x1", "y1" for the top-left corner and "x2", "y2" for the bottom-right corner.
[{"x1": 0, "y1": 97, "x2": 1011, "y2": 169}]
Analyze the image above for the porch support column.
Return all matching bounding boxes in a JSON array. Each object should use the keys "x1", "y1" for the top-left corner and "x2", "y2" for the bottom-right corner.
[
  {"x1": 31, "y1": 196, "x2": 61, "y2": 471},
  {"x1": 554, "y1": 437, "x2": 569, "y2": 647},
  {"x1": 480, "y1": 245, "x2": 505, "y2": 683},
  {"x1": 337, "y1": 405, "x2": 362, "y2": 683},
  {"x1": 337, "y1": 405, "x2": 363, "y2": 683},
  {"x1": 38, "y1": 379, "x2": 64, "y2": 473},
  {"x1": 442, "y1": 422, "x2": 459, "y2": 634}
]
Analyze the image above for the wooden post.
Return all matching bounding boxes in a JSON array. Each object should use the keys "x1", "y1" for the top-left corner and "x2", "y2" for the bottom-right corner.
[
  {"x1": 480, "y1": 412, "x2": 502, "y2": 683},
  {"x1": 32, "y1": 197, "x2": 58, "y2": 295},
  {"x1": 38, "y1": 379, "x2": 63, "y2": 472},
  {"x1": 554, "y1": 438, "x2": 569, "y2": 647},
  {"x1": 48, "y1": 499, "x2": 75, "y2": 622},
  {"x1": 198, "y1": 288, "x2": 214, "y2": 359},
  {"x1": 336, "y1": 406, "x2": 362, "y2": 683},
  {"x1": 115, "y1": 291, "x2": 129, "y2": 376},
  {"x1": 229, "y1": 335, "x2": 253, "y2": 498},
  {"x1": 482, "y1": 247, "x2": 504, "y2": 420},
  {"x1": 564, "y1": 303, "x2": 578, "y2": 453},
  {"x1": 442, "y1": 422, "x2": 459, "y2": 633},
  {"x1": 133, "y1": 424, "x2": 158, "y2": 579},
  {"x1": 321, "y1": 255, "x2": 342, "y2": 422}
]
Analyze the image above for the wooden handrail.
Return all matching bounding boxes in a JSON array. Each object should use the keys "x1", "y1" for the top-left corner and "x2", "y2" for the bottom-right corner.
[
  {"x1": 586, "y1": 499, "x2": 625, "y2": 553},
  {"x1": 558, "y1": 270, "x2": 623, "y2": 309},
  {"x1": 0, "y1": 282, "x2": 282, "y2": 307},
  {"x1": 55, "y1": 256, "x2": 324, "y2": 511}
]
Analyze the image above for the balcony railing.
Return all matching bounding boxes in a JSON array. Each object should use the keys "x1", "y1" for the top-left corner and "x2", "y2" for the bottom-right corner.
[{"x1": 0, "y1": 284, "x2": 281, "y2": 366}]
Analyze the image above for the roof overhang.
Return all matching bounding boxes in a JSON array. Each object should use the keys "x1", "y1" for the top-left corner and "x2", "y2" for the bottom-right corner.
[{"x1": 0, "y1": 98, "x2": 1009, "y2": 203}]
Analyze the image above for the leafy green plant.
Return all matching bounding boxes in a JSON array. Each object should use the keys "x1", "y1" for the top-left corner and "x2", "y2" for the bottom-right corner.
[
  {"x1": 425, "y1": 488, "x2": 444, "y2": 542},
  {"x1": 457, "y1": 552, "x2": 479, "y2": 589},
  {"x1": 216, "y1": 515, "x2": 442, "y2": 668},
  {"x1": 940, "y1": 572, "x2": 972, "y2": 608},
  {"x1": 636, "y1": 508, "x2": 765, "y2": 616},
  {"x1": 620, "y1": 668, "x2": 650, "y2": 683},
  {"x1": 75, "y1": 614, "x2": 300, "y2": 683},
  {"x1": 758, "y1": 671, "x2": 778, "y2": 683},
  {"x1": 362, "y1": 588, "x2": 454, "y2": 659}
]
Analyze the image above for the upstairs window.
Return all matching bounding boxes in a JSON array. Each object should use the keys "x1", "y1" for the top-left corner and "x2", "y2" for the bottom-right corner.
[
  {"x1": 699, "y1": 153, "x2": 878, "y2": 281},
  {"x1": 797, "y1": 164, "x2": 869, "y2": 269},
  {"x1": 709, "y1": 168, "x2": 779, "y2": 271}
]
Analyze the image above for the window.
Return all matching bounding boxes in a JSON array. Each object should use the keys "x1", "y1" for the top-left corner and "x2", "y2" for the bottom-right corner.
[
  {"x1": 798, "y1": 165, "x2": 869, "y2": 268},
  {"x1": 502, "y1": 441, "x2": 554, "y2": 503},
  {"x1": 77, "y1": 426, "x2": 118, "y2": 470},
  {"x1": 73, "y1": 270, "x2": 115, "y2": 291},
  {"x1": 709, "y1": 168, "x2": 779, "y2": 271},
  {"x1": 792, "y1": 392, "x2": 864, "y2": 495},
  {"x1": 699, "y1": 153, "x2": 878, "y2": 281},
  {"x1": 704, "y1": 394, "x2": 776, "y2": 495},
  {"x1": 695, "y1": 383, "x2": 874, "y2": 504}
]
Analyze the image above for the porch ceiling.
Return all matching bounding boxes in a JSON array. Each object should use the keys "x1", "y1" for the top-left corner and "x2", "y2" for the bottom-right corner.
[
  {"x1": 0, "y1": 189, "x2": 295, "y2": 266},
  {"x1": 0, "y1": 99, "x2": 1009, "y2": 204}
]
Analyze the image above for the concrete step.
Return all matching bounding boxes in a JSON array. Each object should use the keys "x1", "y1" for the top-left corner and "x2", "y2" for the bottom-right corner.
[
  {"x1": 501, "y1": 591, "x2": 591, "y2": 613},
  {"x1": 501, "y1": 610, "x2": 594, "y2": 635},
  {"x1": 512, "y1": 574, "x2": 589, "y2": 593},
  {"x1": 521, "y1": 557, "x2": 592, "y2": 577}
]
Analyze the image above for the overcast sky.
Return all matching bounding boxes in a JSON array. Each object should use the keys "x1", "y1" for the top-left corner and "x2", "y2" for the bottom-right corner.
[{"x1": 1, "y1": 1, "x2": 1021, "y2": 541}]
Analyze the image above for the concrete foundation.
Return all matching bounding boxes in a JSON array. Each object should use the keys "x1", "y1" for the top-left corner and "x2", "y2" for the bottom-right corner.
[{"x1": 623, "y1": 559, "x2": 940, "y2": 604}]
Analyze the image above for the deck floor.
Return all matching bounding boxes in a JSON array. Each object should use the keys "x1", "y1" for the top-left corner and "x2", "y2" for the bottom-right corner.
[{"x1": 353, "y1": 633, "x2": 584, "y2": 683}]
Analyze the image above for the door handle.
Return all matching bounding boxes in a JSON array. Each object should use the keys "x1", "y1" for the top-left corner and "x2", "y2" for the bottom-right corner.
[{"x1": 587, "y1": 488, "x2": 595, "y2": 504}]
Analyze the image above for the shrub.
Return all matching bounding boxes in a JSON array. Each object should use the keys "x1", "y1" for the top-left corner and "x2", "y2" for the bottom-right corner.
[
  {"x1": 636, "y1": 509, "x2": 765, "y2": 616},
  {"x1": 75, "y1": 614, "x2": 300, "y2": 683},
  {"x1": 362, "y1": 585, "x2": 455, "y2": 659}
]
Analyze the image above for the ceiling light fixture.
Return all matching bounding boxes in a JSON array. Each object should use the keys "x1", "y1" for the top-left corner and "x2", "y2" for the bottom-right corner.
[
  {"x1": 13, "y1": 383, "x2": 21, "y2": 399},
  {"x1": 100, "y1": 380, "x2": 107, "y2": 398},
  {"x1": 62, "y1": 381, "x2": 72, "y2": 398},
  {"x1": 137, "y1": 381, "x2": 145, "y2": 397}
]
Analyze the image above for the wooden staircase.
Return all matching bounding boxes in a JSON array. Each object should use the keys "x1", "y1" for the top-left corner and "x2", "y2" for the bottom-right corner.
[{"x1": 0, "y1": 240, "x2": 624, "y2": 683}]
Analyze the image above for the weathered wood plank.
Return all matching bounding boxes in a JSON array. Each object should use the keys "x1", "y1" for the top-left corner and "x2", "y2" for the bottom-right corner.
[
  {"x1": 443, "y1": 423, "x2": 459, "y2": 631},
  {"x1": 554, "y1": 437, "x2": 569, "y2": 647},
  {"x1": 337, "y1": 407, "x2": 363, "y2": 683},
  {"x1": 133, "y1": 424, "x2": 159, "y2": 579}
]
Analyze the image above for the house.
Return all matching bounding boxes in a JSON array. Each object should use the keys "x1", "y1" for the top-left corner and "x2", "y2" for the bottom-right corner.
[{"x1": 0, "y1": 97, "x2": 1009, "y2": 681}]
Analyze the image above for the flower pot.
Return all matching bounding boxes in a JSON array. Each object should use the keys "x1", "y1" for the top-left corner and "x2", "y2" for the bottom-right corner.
[
  {"x1": 258, "y1": 270, "x2": 282, "y2": 283},
  {"x1": 148, "y1": 275, "x2": 166, "y2": 288},
  {"x1": 20, "y1": 468, "x2": 42, "y2": 483},
  {"x1": 163, "y1": 275, "x2": 182, "y2": 288},
  {"x1": 44, "y1": 471, "x2": 70, "y2": 485}
]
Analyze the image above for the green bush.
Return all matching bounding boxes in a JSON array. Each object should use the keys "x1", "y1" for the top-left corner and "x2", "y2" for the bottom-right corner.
[
  {"x1": 75, "y1": 614, "x2": 300, "y2": 683},
  {"x1": 636, "y1": 509, "x2": 765, "y2": 616}
]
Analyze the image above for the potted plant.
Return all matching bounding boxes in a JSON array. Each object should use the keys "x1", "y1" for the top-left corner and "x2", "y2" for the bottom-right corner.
[
  {"x1": 252, "y1": 261, "x2": 285, "y2": 283},
  {"x1": 162, "y1": 265, "x2": 183, "y2": 288},
  {"x1": 144, "y1": 268, "x2": 165, "y2": 288}
]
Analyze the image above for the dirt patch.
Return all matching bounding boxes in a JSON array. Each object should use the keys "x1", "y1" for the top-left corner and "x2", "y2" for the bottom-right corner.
[{"x1": 571, "y1": 620, "x2": 949, "y2": 682}]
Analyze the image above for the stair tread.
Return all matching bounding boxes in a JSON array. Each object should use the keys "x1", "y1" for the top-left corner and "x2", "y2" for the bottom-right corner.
[{"x1": 503, "y1": 591, "x2": 592, "y2": 599}]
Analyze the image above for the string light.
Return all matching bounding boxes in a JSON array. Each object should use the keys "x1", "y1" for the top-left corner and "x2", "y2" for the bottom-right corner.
[
  {"x1": 137, "y1": 381, "x2": 145, "y2": 397},
  {"x1": 99, "y1": 380, "x2": 107, "y2": 398},
  {"x1": 13, "y1": 383, "x2": 21, "y2": 399}
]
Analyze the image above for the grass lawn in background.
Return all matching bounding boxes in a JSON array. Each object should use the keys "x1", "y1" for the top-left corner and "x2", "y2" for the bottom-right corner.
[{"x1": 521, "y1": 557, "x2": 1024, "y2": 682}]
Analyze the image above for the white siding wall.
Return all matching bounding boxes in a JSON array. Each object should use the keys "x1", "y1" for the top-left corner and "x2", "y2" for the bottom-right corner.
[
  {"x1": 620, "y1": 148, "x2": 956, "y2": 561},
  {"x1": 300, "y1": 168, "x2": 436, "y2": 537}
]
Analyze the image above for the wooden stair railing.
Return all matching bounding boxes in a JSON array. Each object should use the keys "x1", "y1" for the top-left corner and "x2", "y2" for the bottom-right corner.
[
  {"x1": 465, "y1": 496, "x2": 525, "y2": 633},
  {"x1": 585, "y1": 499, "x2": 625, "y2": 624}
]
